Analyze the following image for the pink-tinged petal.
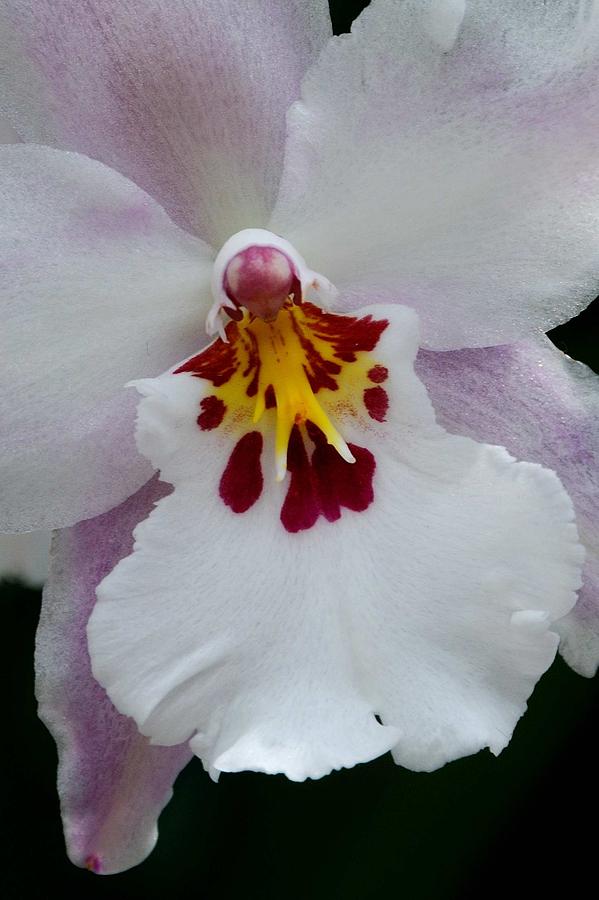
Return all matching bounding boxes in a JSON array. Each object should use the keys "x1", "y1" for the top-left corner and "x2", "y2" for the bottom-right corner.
[
  {"x1": 35, "y1": 477, "x2": 192, "y2": 875},
  {"x1": 271, "y1": 0, "x2": 599, "y2": 349},
  {"x1": 415, "y1": 337, "x2": 599, "y2": 676},
  {"x1": 0, "y1": 0, "x2": 332, "y2": 245},
  {"x1": 0, "y1": 145, "x2": 214, "y2": 532},
  {"x1": 88, "y1": 304, "x2": 583, "y2": 780}
]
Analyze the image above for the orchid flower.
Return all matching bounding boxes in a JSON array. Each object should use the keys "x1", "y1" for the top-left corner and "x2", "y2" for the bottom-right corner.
[{"x1": 1, "y1": 0, "x2": 599, "y2": 876}]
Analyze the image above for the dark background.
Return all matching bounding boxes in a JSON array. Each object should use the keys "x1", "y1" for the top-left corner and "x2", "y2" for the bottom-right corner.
[{"x1": 2, "y1": 2, "x2": 599, "y2": 897}]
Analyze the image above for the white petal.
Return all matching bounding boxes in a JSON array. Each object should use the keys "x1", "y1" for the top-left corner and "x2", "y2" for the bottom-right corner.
[
  {"x1": 88, "y1": 305, "x2": 583, "y2": 779},
  {"x1": 0, "y1": 115, "x2": 19, "y2": 142},
  {"x1": 271, "y1": 0, "x2": 599, "y2": 349},
  {"x1": 36, "y1": 480, "x2": 191, "y2": 875},
  {"x1": 0, "y1": 145, "x2": 213, "y2": 531},
  {"x1": 416, "y1": 337, "x2": 599, "y2": 678},
  {"x1": 0, "y1": 0, "x2": 331, "y2": 245}
]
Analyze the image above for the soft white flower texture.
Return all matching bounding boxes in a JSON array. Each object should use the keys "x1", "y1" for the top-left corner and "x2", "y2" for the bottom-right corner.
[
  {"x1": 0, "y1": 0, "x2": 595, "y2": 810},
  {"x1": 0, "y1": 0, "x2": 332, "y2": 246},
  {"x1": 3, "y1": 1, "x2": 599, "y2": 531},
  {"x1": 0, "y1": 115, "x2": 18, "y2": 142},
  {"x1": 424, "y1": 0, "x2": 466, "y2": 51},
  {"x1": 0, "y1": 146, "x2": 213, "y2": 531},
  {"x1": 272, "y1": 0, "x2": 599, "y2": 348},
  {"x1": 88, "y1": 305, "x2": 584, "y2": 780}
]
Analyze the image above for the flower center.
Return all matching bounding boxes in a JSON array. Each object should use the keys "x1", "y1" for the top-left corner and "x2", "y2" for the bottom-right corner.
[
  {"x1": 206, "y1": 228, "x2": 338, "y2": 340},
  {"x1": 246, "y1": 304, "x2": 355, "y2": 480},
  {"x1": 176, "y1": 230, "x2": 391, "y2": 532},
  {"x1": 224, "y1": 245, "x2": 296, "y2": 323}
]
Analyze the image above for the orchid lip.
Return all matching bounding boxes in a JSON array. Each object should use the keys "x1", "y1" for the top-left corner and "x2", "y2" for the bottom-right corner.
[
  {"x1": 174, "y1": 293, "x2": 391, "y2": 526},
  {"x1": 201, "y1": 230, "x2": 355, "y2": 480}
]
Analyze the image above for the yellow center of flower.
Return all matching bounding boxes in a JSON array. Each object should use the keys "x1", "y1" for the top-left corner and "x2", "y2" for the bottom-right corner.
[
  {"x1": 247, "y1": 307, "x2": 355, "y2": 479},
  {"x1": 176, "y1": 299, "x2": 390, "y2": 483}
]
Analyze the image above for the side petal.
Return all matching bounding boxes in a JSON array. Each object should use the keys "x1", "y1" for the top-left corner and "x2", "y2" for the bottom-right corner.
[
  {"x1": 0, "y1": 145, "x2": 213, "y2": 531},
  {"x1": 416, "y1": 337, "x2": 599, "y2": 677},
  {"x1": 88, "y1": 305, "x2": 583, "y2": 780},
  {"x1": 36, "y1": 477, "x2": 192, "y2": 875},
  {"x1": 0, "y1": 0, "x2": 332, "y2": 245},
  {"x1": 271, "y1": 0, "x2": 599, "y2": 349}
]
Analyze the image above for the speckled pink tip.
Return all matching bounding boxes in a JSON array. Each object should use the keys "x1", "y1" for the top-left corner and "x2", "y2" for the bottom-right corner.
[
  {"x1": 224, "y1": 245, "x2": 295, "y2": 321},
  {"x1": 84, "y1": 854, "x2": 101, "y2": 874}
]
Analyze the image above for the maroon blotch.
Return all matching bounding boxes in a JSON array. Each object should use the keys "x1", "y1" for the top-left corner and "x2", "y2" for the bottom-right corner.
[
  {"x1": 280, "y1": 426, "x2": 321, "y2": 533},
  {"x1": 367, "y1": 365, "x2": 389, "y2": 384},
  {"x1": 175, "y1": 324, "x2": 240, "y2": 385},
  {"x1": 289, "y1": 303, "x2": 389, "y2": 394},
  {"x1": 309, "y1": 425, "x2": 375, "y2": 521},
  {"x1": 197, "y1": 395, "x2": 226, "y2": 431},
  {"x1": 241, "y1": 328, "x2": 261, "y2": 397},
  {"x1": 281, "y1": 424, "x2": 376, "y2": 533},
  {"x1": 219, "y1": 431, "x2": 264, "y2": 513},
  {"x1": 264, "y1": 384, "x2": 276, "y2": 409},
  {"x1": 363, "y1": 386, "x2": 389, "y2": 422}
]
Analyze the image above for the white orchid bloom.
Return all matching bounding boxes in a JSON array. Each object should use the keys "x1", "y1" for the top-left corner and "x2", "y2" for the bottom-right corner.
[{"x1": 1, "y1": 0, "x2": 598, "y2": 875}]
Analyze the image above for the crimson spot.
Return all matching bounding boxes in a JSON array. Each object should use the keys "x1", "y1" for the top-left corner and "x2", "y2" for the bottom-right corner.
[
  {"x1": 219, "y1": 431, "x2": 264, "y2": 513},
  {"x1": 367, "y1": 365, "x2": 389, "y2": 384},
  {"x1": 280, "y1": 424, "x2": 375, "y2": 533},
  {"x1": 363, "y1": 386, "x2": 389, "y2": 422},
  {"x1": 280, "y1": 427, "x2": 321, "y2": 532},
  {"x1": 197, "y1": 395, "x2": 226, "y2": 431},
  {"x1": 264, "y1": 384, "x2": 276, "y2": 409}
]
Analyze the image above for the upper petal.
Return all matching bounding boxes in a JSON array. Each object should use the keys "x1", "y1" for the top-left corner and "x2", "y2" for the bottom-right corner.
[
  {"x1": 0, "y1": 145, "x2": 213, "y2": 531},
  {"x1": 416, "y1": 336, "x2": 599, "y2": 677},
  {"x1": 0, "y1": 0, "x2": 332, "y2": 245},
  {"x1": 271, "y1": 0, "x2": 599, "y2": 349},
  {"x1": 88, "y1": 304, "x2": 583, "y2": 780},
  {"x1": 36, "y1": 477, "x2": 191, "y2": 875}
]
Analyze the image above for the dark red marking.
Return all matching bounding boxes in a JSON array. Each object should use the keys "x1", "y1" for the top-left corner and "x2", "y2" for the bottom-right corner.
[
  {"x1": 264, "y1": 384, "x2": 276, "y2": 409},
  {"x1": 224, "y1": 305, "x2": 244, "y2": 322},
  {"x1": 241, "y1": 328, "x2": 261, "y2": 397},
  {"x1": 280, "y1": 427, "x2": 320, "y2": 533},
  {"x1": 174, "y1": 321, "x2": 262, "y2": 400},
  {"x1": 174, "y1": 304, "x2": 389, "y2": 404},
  {"x1": 281, "y1": 424, "x2": 376, "y2": 533},
  {"x1": 197, "y1": 395, "x2": 226, "y2": 431},
  {"x1": 367, "y1": 365, "x2": 389, "y2": 384},
  {"x1": 363, "y1": 386, "x2": 389, "y2": 422},
  {"x1": 312, "y1": 431, "x2": 375, "y2": 523},
  {"x1": 303, "y1": 303, "x2": 388, "y2": 362},
  {"x1": 291, "y1": 303, "x2": 389, "y2": 394},
  {"x1": 175, "y1": 325, "x2": 239, "y2": 386},
  {"x1": 219, "y1": 432, "x2": 264, "y2": 513}
]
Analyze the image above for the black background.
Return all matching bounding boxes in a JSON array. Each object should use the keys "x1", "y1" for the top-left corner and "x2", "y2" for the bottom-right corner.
[{"x1": 2, "y1": 2, "x2": 599, "y2": 897}]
